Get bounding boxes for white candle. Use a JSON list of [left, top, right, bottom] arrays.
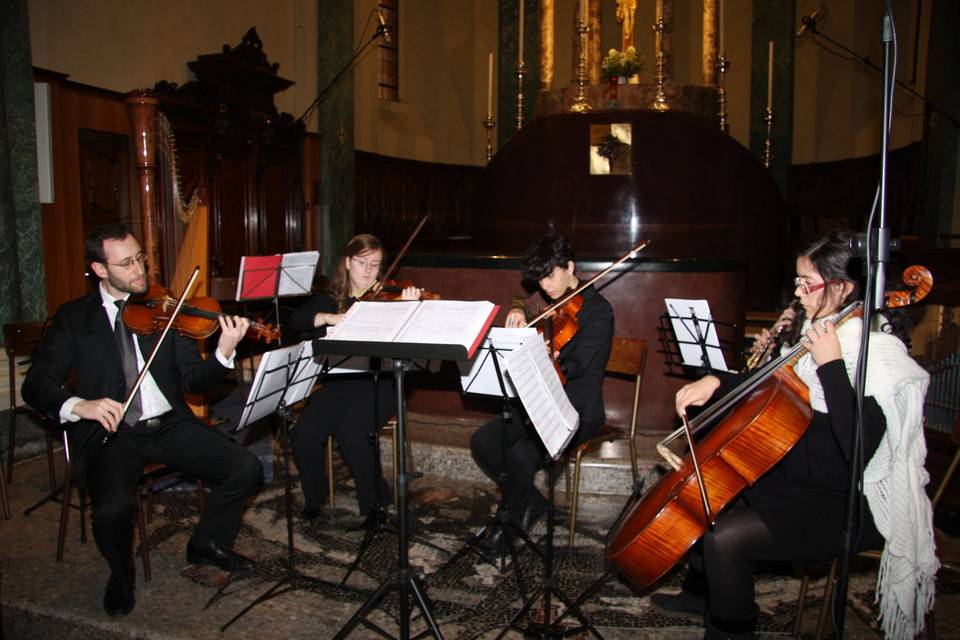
[[767, 41, 774, 109], [518, 1, 524, 62], [718, 0, 725, 54], [487, 52, 494, 117], [581, 0, 588, 26]]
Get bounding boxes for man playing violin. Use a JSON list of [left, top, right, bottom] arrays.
[[23, 223, 264, 618], [470, 234, 614, 556], [288, 233, 421, 524]]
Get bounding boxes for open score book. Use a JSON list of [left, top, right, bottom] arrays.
[[324, 300, 500, 360]]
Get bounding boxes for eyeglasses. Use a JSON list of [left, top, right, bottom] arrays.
[[793, 277, 840, 295], [350, 256, 381, 271], [105, 253, 147, 269]]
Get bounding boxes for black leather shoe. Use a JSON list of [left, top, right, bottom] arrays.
[[300, 507, 322, 521], [103, 572, 135, 617], [476, 527, 509, 558], [519, 494, 548, 532], [186, 539, 255, 573], [649, 590, 705, 618]]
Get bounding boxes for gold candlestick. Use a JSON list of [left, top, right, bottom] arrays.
[[484, 115, 496, 163], [570, 19, 592, 113], [516, 61, 526, 130], [650, 17, 669, 111], [717, 53, 729, 132], [762, 108, 773, 168]]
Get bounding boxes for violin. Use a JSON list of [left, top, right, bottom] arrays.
[[360, 279, 441, 302], [122, 283, 280, 343]]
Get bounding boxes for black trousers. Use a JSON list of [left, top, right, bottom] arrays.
[[86, 415, 264, 579], [291, 377, 395, 515], [470, 405, 549, 520]]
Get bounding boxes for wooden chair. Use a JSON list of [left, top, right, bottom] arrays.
[[3, 321, 58, 492], [563, 337, 647, 546], [793, 415, 960, 638], [57, 432, 206, 582]]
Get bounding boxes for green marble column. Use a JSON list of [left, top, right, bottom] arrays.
[[498, 0, 542, 149], [0, 0, 46, 326], [317, 1, 355, 276], [750, 1, 795, 199]]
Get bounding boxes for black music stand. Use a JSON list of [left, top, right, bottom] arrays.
[[659, 301, 737, 378], [220, 341, 326, 632], [315, 340, 472, 640], [441, 334, 545, 596]]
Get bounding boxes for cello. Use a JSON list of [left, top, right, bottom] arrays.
[[605, 265, 932, 590]]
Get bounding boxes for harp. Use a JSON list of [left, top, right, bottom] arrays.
[[127, 90, 210, 416], [126, 90, 209, 298]]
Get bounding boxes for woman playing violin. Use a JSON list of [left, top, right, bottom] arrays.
[[652, 231, 936, 640], [288, 234, 421, 523], [470, 235, 614, 556]]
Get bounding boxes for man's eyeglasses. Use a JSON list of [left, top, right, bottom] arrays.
[[793, 277, 840, 295], [106, 253, 147, 269]]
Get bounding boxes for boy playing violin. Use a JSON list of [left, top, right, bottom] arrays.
[[470, 234, 614, 556], [22, 224, 263, 618]]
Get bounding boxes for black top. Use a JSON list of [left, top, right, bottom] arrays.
[[288, 292, 341, 340], [553, 285, 615, 441], [716, 359, 887, 555]]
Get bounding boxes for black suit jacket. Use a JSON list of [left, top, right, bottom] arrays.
[[22, 289, 231, 486], [556, 285, 614, 439]]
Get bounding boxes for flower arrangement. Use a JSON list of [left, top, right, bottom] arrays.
[[601, 46, 642, 82]]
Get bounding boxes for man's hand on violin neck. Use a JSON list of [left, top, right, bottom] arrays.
[[74, 398, 124, 432], [216, 315, 249, 360]]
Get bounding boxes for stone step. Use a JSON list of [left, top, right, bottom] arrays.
[[376, 412, 667, 499]]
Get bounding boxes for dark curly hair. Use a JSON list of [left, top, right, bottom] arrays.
[[521, 235, 575, 289]]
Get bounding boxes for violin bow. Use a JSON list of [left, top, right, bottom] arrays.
[[368, 214, 430, 298], [104, 267, 200, 442], [525, 240, 650, 328]]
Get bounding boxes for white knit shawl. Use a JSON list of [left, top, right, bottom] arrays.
[[795, 317, 937, 639]]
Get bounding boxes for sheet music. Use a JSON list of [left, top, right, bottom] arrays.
[[458, 327, 537, 397], [326, 301, 421, 342], [664, 297, 730, 372], [238, 343, 302, 428], [278, 251, 320, 297], [322, 299, 499, 359], [504, 333, 579, 459], [235, 254, 282, 301], [281, 340, 322, 405]]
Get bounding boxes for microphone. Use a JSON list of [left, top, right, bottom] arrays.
[[796, 6, 826, 37], [376, 10, 392, 44]]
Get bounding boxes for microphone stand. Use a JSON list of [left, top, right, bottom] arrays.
[[298, 21, 388, 126], [805, 21, 960, 129], [832, 8, 896, 638]]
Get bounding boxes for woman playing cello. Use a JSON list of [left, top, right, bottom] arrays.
[[289, 234, 422, 523], [651, 231, 936, 639]]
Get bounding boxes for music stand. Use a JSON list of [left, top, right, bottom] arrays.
[[220, 340, 326, 632], [441, 330, 545, 594], [236, 250, 321, 344], [660, 299, 737, 377]]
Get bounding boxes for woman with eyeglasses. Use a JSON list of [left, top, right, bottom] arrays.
[[650, 230, 936, 640], [288, 234, 421, 524]]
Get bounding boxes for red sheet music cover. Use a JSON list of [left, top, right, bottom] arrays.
[[466, 304, 501, 359], [237, 255, 282, 300]]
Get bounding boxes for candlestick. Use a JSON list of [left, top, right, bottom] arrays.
[[655, 0, 663, 22], [518, 2, 524, 63], [570, 16, 592, 112], [484, 115, 496, 163], [516, 61, 526, 130], [718, 0, 725, 54], [767, 40, 774, 110], [650, 17, 669, 111], [487, 51, 493, 118], [762, 107, 773, 168], [581, 0, 588, 26], [717, 53, 728, 132]]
